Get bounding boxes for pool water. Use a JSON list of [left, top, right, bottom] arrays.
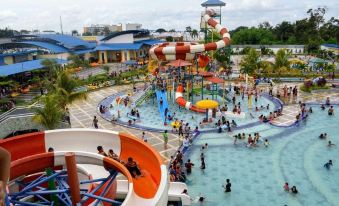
[[109, 91, 275, 131], [184, 106, 339, 206]]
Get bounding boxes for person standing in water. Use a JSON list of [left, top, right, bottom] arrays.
[[324, 160, 333, 170], [223, 179, 231, 192]]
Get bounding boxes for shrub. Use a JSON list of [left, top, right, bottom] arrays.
[[316, 77, 326, 87]]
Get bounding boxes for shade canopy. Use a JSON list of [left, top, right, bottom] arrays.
[[206, 77, 224, 84], [196, 100, 219, 109], [166, 59, 192, 67]]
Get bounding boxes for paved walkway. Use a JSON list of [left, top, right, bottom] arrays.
[[68, 85, 180, 164], [270, 105, 300, 127]]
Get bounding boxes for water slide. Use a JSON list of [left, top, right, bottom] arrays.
[[155, 90, 171, 124], [175, 85, 205, 113], [0, 129, 190, 206], [150, 9, 230, 61]]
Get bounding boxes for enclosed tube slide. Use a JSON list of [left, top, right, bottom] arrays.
[[149, 9, 231, 61], [0, 129, 171, 206], [175, 84, 205, 113]]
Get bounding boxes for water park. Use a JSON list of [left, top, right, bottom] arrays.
[[1, 0, 339, 206]]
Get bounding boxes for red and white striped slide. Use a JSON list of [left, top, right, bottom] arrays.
[[150, 9, 231, 61]]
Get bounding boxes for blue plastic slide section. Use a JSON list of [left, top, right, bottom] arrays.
[[155, 90, 171, 124]]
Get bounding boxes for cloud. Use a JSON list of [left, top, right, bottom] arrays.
[[0, 0, 337, 33], [0, 10, 17, 21]]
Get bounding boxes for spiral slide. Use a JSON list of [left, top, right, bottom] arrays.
[[150, 9, 230, 61], [175, 84, 205, 113], [0, 129, 178, 206]]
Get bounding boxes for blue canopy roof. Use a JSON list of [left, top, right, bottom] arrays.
[[135, 39, 164, 46], [95, 43, 143, 51], [0, 59, 68, 76], [21, 41, 69, 53], [201, 0, 226, 7], [322, 44, 339, 49], [38, 34, 94, 49]]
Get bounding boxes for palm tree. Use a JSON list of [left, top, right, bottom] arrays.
[[240, 48, 260, 76], [102, 65, 110, 74], [274, 49, 290, 75], [185, 26, 192, 40], [191, 29, 199, 39], [32, 95, 63, 130], [41, 59, 61, 79], [71, 30, 78, 36], [54, 70, 87, 109]]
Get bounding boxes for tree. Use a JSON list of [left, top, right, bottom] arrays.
[[103, 27, 110, 36], [169, 29, 176, 32], [102, 65, 110, 74], [53, 71, 87, 109], [274, 49, 290, 74], [240, 48, 260, 75], [232, 27, 274, 44], [165, 36, 174, 42], [185, 26, 192, 40], [32, 95, 63, 130], [41, 59, 62, 79], [155, 28, 166, 33], [20, 29, 30, 35], [67, 54, 89, 68], [71, 30, 78, 36], [274, 21, 294, 42], [191, 29, 199, 39], [214, 47, 232, 69]]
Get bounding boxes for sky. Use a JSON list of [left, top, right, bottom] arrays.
[[0, 0, 338, 34]]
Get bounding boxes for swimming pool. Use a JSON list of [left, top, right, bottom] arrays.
[[107, 91, 276, 131], [184, 106, 339, 206]]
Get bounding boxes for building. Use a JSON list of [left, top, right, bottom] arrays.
[[93, 30, 163, 63], [83, 24, 123, 35], [126, 23, 142, 31], [231, 45, 305, 54], [0, 34, 96, 64], [321, 44, 339, 55], [0, 30, 163, 75]]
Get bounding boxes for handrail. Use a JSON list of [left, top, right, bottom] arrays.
[[0, 105, 42, 123]]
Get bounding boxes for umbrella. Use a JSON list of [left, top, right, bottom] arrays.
[[196, 100, 219, 120], [166, 59, 192, 67]]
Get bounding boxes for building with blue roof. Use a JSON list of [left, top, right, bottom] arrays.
[[0, 59, 68, 76], [90, 30, 163, 63], [0, 30, 163, 72]]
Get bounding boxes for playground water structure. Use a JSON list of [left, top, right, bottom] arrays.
[[104, 88, 276, 131], [185, 106, 339, 206], [0, 129, 191, 206]]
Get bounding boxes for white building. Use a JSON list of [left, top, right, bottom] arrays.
[[126, 23, 142, 31], [231, 45, 305, 54]]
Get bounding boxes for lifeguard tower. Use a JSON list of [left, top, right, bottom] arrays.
[[201, 0, 226, 43]]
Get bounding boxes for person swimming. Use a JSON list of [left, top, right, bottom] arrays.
[[264, 139, 270, 147], [328, 106, 334, 115], [321, 104, 325, 110], [291, 186, 298, 194], [324, 160, 333, 170], [283, 182, 290, 192], [328, 141, 336, 147]]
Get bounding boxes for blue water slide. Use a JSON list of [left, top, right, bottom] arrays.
[[155, 90, 171, 124]]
